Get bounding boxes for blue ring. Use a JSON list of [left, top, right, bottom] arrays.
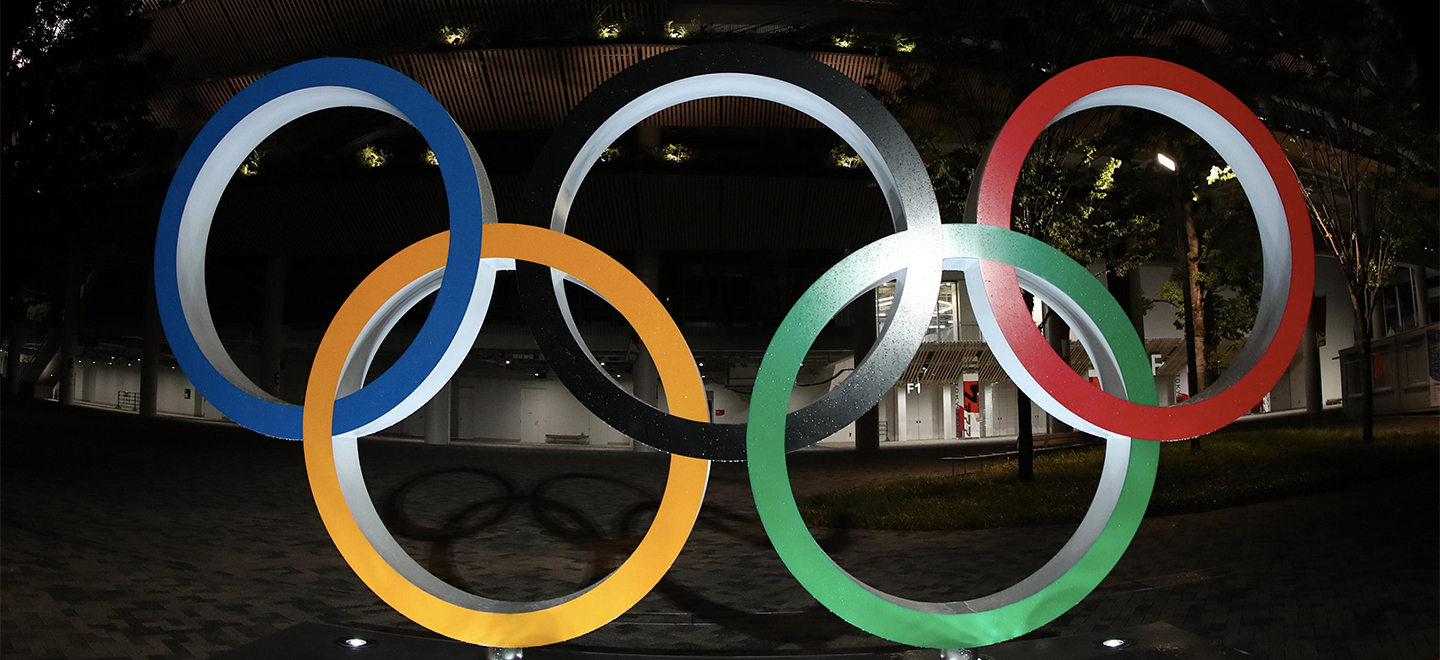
[[154, 58, 486, 439]]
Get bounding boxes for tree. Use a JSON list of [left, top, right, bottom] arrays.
[[874, 1, 1158, 480], [2, 0, 166, 396], [1284, 96, 1433, 443], [1010, 128, 1152, 452], [1219, 0, 1439, 443], [1155, 164, 1264, 391], [2, 0, 166, 303], [1197, 0, 1437, 442]]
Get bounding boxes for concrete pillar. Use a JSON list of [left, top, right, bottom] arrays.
[[4, 322, 34, 397], [632, 352, 659, 409], [424, 383, 452, 445], [1154, 374, 1173, 406], [260, 255, 287, 397], [1043, 303, 1072, 434], [630, 250, 661, 452], [979, 381, 992, 437], [3, 329, 17, 396], [1105, 243, 1147, 341], [893, 387, 908, 443], [1410, 266, 1429, 327], [852, 291, 880, 452], [638, 124, 662, 154], [1302, 319, 1323, 415], [140, 278, 161, 418], [58, 264, 89, 406], [941, 382, 956, 439]]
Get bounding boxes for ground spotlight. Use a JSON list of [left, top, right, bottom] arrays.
[[334, 636, 371, 649]]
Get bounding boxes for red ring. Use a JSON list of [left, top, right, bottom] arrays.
[[974, 57, 1313, 441]]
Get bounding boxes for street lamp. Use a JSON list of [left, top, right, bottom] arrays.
[[1161, 149, 1204, 451]]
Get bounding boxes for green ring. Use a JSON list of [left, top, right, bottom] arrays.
[[746, 223, 1159, 649]]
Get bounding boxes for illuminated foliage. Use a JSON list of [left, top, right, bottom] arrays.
[[829, 145, 864, 169], [594, 10, 623, 40], [660, 143, 691, 163], [438, 25, 472, 46], [238, 149, 263, 176], [358, 145, 391, 168]]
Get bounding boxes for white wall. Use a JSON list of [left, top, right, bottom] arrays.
[[709, 385, 750, 424], [1314, 256, 1354, 405], [155, 368, 189, 415], [73, 362, 221, 419], [1137, 264, 1184, 340], [79, 361, 139, 408], [978, 379, 1049, 438], [70, 252, 1363, 440], [1240, 255, 1355, 412], [902, 386, 947, 440]]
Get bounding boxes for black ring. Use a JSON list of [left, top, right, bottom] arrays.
[[518, 42, 942, 461]]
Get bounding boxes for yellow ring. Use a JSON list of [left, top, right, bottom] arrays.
[[303, 224, 710, 647]]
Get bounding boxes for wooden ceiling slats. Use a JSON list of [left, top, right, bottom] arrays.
[[721, 176, 808, 250], [634, 175, 724, 250], [147, 46, 900, 133], [244, 0, 293, 62], [185, 2, 245, 66], [796, 178, 887, 249], [138, 0, 662, 78], [568, 174, 644, 250], [205, 172, 891, 256], [896, 341, 1003, 385], [146, 10, 201, 75]]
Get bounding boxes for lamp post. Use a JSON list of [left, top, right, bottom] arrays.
[[1160, 151, 1204, 452]]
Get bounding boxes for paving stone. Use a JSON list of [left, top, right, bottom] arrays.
[[2, 401, 1436, 658]]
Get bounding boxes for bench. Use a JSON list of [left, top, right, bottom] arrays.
[[544, 433, 590, 445], [941, 437, 1100, 476], [940, 452, 1011, 476]]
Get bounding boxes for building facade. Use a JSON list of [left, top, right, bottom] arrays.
[[5, 0, 1436, 446]]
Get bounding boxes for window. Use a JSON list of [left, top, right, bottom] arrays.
[[876, 280, 958, 342], [1378, 273, 1417, 336]]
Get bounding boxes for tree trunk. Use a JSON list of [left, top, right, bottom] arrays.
[[1016, 389, 1034, 482], [1360, 329, 1374, 444], [1044, 312, 1072, 435], [1302, 317, 1323, 419], [1181, 201, 1206, 451], [1183, 203, 1208, 390], [1017, 292, 1035, 482]]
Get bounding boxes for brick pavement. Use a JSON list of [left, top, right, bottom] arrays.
[[2, 400, 1436, 658]]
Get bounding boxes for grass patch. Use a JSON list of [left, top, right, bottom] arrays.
[[798, 427, 1439, 531]]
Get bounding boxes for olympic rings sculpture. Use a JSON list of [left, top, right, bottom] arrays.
[[155, 43, 1312, 650]]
